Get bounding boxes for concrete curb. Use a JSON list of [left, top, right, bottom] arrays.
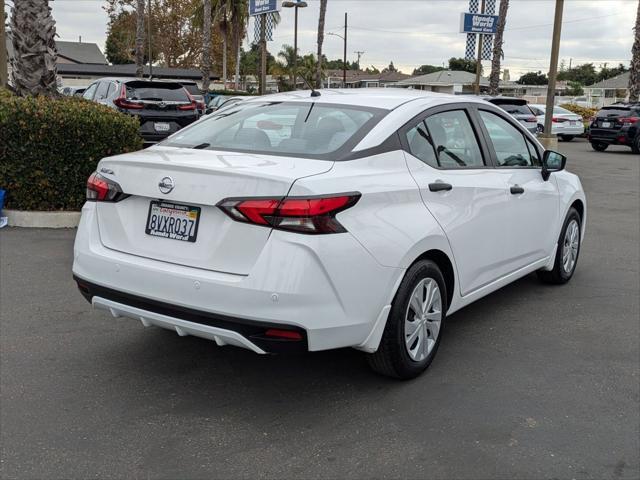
[[4, 209, 81, 228]]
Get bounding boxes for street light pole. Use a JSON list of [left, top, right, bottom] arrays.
[[343, 12, 347, 88], [283, 1, 308, 90], [541, 0, 565, 149], [147, 0, 153, 79]]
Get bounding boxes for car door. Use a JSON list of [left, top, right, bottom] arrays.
[[475, 108, 561, 267], [401, 105, 515, 297], [82, 83, 98, 101]]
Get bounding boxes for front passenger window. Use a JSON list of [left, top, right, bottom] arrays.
[[405, 121, 439, 168], [424, 110, 485, 168], [479, 110, 539, 167]]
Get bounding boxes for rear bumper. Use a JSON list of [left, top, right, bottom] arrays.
[[589, 126, 636, 145], [72, 202, 402, 354]]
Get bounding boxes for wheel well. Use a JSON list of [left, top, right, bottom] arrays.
[[412, 250, 455, 309], [571, 199, 584, 223]]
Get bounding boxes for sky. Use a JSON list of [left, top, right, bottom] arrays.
[[46, 0, 637, 78]]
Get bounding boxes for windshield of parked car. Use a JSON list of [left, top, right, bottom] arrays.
[[161, 101, 385, 158], [553, 107, 574, 115], [498, 103, 533, 115], [597, 107, 636, 117], [124, 82, 190, 102]]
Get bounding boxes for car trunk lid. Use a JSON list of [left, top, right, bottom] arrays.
[[95, 146, 333, 274]]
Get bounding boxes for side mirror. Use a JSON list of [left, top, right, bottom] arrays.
[[542, 150, 567, 181]]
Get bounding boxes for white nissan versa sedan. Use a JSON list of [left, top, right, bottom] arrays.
[[73, 89, 586, 379]]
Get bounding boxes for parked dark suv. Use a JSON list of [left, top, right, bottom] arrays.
[[589, 103, 640, 153], [82, 78, 199, 144]]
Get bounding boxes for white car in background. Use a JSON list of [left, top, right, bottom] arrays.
[[529, 104, 585, 141], [73, 89, 586, 379]]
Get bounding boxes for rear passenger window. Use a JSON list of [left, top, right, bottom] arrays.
[[95, 81, 109, 100], [424, 110, 485, 168], [405, 121, 439, 168], [479, 110, 539, 167]]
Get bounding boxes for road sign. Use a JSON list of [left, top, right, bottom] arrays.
[[250, 0, 280, 16], [460, 12, 499, 35]]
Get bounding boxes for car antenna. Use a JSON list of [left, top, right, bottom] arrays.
[[300, 76, 321, 97]]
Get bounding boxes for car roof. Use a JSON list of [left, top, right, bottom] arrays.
[[242, 88, 485, 111]]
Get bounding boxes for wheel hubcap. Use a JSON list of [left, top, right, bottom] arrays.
[[404, 278, 442, 362], [562, 219, 580, 274]]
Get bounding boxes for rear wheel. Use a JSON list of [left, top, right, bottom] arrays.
[[537, 208, 581, 284], [632, 136, 640, 154], [591, 141, 608, 152], [367, 260, 446, 379], [560, 135, 575, 142]]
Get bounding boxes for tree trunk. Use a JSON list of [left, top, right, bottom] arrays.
[[201, 0, 213, 91], [629, 0, 640, 102], [10, 0, 58, 96], [489, 0, 509, 96], [315, 0, 328, 89], [135, 0, 145, 78], [222, 29, 228, 90], [234, 25, 241, 90]]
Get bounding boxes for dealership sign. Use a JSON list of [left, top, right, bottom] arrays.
[[459, 13, 499, 35], [250, 0, 280, 16]]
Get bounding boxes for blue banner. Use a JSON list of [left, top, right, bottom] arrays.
[[459, 13, 499, 35], [250, 0, 280, 16]]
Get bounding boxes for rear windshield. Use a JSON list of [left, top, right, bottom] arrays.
[[161, 101, 386, 159], [596, 107, 635, 117], [125, 82, 189, 102], [182, 84, 202, 95], [497, 103, 532, 115]]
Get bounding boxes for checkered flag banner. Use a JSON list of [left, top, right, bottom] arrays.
[[481, 0, 496, 60], [464, 0, 479, 60], [253, 12, 276, 43]]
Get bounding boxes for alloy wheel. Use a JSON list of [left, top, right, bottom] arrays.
[[562, 219, 580, 274], [404, 278, 442, 362]]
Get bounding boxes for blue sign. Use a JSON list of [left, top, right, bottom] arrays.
[[459, 12, 499, 35], [250, 0, 280, 16]]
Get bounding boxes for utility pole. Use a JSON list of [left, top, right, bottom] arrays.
[[354, 50, 364, 70], [343, 12, 348, 88], [147, 0, 153, 79], [541, 0, 564, 149], [474, 0, 486, 95], [260, 14, 267, 95], [0, 0, 8, 88]]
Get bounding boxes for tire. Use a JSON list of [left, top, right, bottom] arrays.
[[367, 260, 447, 380], [632, 136, 640, 154], [537, 208, 581, 285], [591, 141, 608, 152], [560, 135, 575, 142], [537, 124, 544, 134]]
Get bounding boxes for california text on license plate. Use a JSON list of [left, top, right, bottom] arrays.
[[145, 201, 200, 242]]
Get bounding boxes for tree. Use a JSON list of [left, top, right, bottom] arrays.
[[630, 0, 640, 102], [566, 81, 584, 96], [105, 10, 136, 64], [201, 0, 213, 90], [517, 71, 548, 85], [230, 0, 249, 90], [489, 0, 509, 95], [277, 44, 297, 86], [315, 0, 328, 88], [557, 63, 598, 86], [382, 61, 397, 73], [412, 64, 444, 76], [135, 0, 145, 76], [448, 57, 477, 74], [9, 0, 58, 96], [300, 53, 320, 88]]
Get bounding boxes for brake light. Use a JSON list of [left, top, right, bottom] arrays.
[[525, 116, 537, 123], [620, 117, 639, 124], [86, 172, 127, 202], [113, 85, 143, 110], [178, 90, 197, 111], [552, 117, 568, 123], [218, 193, 361, 234]]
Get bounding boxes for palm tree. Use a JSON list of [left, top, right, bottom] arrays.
[[201, 0, 213, 90], [135, 0, 145, 78], [489, 0, 509, 96], [230, 0, 248, 90], [278, 44, 297, 86], [9, 0, 58, 96], [315, 0, 328, 88], [300, 53, 320, 88], [629, 0, 640, 102]]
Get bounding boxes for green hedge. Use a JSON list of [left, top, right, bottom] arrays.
[[0, 89, 143, 211]]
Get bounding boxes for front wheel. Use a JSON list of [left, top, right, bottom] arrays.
[[591, 141, 608, 152], [537, 208, 582, 284], [367, 260, 447, 379]]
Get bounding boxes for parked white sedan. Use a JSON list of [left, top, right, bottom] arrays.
[[73, 89, 586, 379], [529, 104, 585, 141]]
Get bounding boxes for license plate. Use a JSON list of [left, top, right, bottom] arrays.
[[601, 122, 611, 128], [571, 121, 579, 126], [145, 201, 200, 242], [154, 122, 170, 132]]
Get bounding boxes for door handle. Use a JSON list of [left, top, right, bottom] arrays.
[[429, 182, 453, 192], [510, 185, 525, 195]]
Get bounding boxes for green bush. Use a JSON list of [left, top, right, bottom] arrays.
[[0, 89, 143, 211]]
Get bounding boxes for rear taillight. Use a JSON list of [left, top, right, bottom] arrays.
[[178, 90, 197, 111], [620, 117, 639, 124], [86, 172, 127, 202], [113, 85, 143, 110], [552, 117, 568, 123], [218, 193, 361, 234], [525, 116, 537, 123]]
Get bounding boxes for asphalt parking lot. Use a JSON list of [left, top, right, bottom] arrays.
[[1, 139, 638, 480]]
